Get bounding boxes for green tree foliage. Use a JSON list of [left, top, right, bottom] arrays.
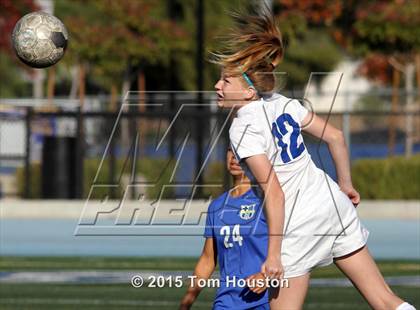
[[272, 0, 420, 86], [351, 1, 420, 56], [0, 53, 32, 97], [167, 0, 252, 91], [280, 29, 342, 88], [272, 0, 343, 88], [333, 0, 420, 85], [9, 1, 416, 96], [55, 0, 186, 92]]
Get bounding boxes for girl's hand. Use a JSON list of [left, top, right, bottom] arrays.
[[246, 272, 267, 294], [340, 185, 360, 207], [261, 254, 283, 280]]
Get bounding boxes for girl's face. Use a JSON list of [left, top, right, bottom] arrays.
[[214, 71, 256, 109]]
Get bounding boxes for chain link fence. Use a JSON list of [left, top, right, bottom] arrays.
[[0, 90, 419, 199]]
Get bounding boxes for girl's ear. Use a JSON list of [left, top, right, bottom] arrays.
[[245, 87, 257, 100]]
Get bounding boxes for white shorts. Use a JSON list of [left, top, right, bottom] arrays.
[[278, 157, 369, 278]]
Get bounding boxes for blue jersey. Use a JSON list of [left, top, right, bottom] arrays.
[[204, 187, 269, 309]]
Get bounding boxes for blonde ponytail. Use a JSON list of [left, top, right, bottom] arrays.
[[211, 6, 283, 94]]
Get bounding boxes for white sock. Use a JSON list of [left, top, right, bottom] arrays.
[[396, 302, 416, 310]]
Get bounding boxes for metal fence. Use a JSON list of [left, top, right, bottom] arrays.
[[0, 92, 419, 199]]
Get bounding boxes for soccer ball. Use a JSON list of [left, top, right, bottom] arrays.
[[12, 11, 68, 68]]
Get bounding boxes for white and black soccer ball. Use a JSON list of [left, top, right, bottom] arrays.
[[12, 11, 68, 68]]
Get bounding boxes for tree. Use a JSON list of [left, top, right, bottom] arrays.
[[55, 0, 186, 109], [166, 0, 255, 91], [0, 0, 39, 98], [272, 0, 343, 89], [335, 0, 420, 156], [0, 0, 39, 54], [273, 0, 420, 156]]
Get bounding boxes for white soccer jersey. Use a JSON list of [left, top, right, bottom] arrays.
[[229, 93, 309, 188], [229, 93, 369, 278]]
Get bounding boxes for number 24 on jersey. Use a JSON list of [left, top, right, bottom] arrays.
[[220, 224, 243, 248]]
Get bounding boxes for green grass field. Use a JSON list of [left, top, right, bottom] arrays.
[[1, 257, 419, 278], [0, 257, 419, 309], [0, 284, 418, 310]]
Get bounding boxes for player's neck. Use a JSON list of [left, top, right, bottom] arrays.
[[230, 181, 251, 198]]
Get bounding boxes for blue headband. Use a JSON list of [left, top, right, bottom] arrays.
[[242, 72, 255, 89]]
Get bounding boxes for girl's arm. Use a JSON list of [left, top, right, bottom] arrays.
[[179, 238, 217, 309], [302, 112, 360, 205], [245, 154, 285, 279]]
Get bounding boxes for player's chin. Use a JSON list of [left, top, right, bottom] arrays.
[[217, 99, 234, 109], [229, 170, 244, 177], [216, 99, 225, 108]]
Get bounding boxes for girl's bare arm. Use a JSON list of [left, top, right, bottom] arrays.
[[245, 154, 285, 279], [302, 112, 360, 205], [179, 238, 217, 309]]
